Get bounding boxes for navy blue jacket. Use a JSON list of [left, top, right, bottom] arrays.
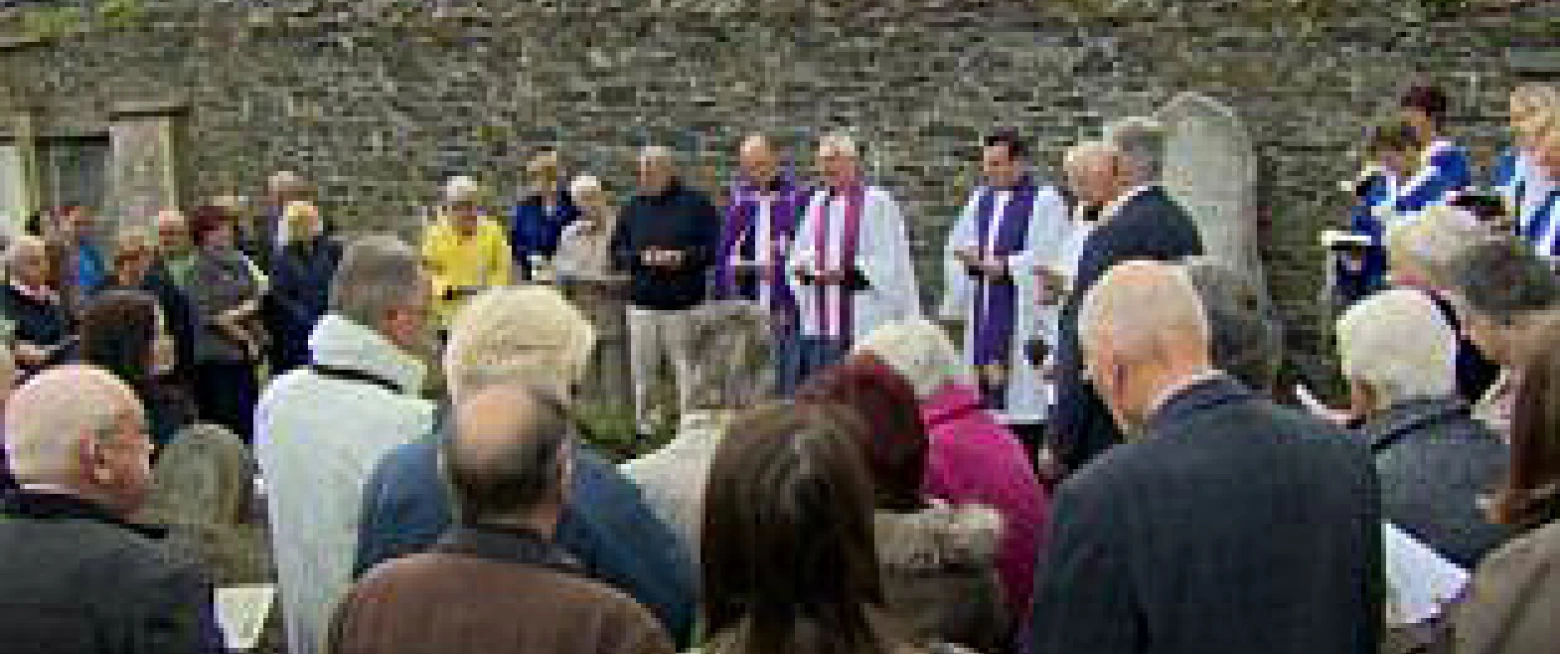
[[610, 179, 720, 311], [510, 190, 580, 280], [356, 423, 698, 648], [1050, 186, 1203, 472], [265, 235, 343, 373]]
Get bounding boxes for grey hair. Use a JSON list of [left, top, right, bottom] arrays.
[[854, 317, 972, 400], [568, 174, 603, 202], [1181, 257, 1283, 391], [1386, 205, 1483, 288], [4, 234, 45, 276], [1062, 139, 1118, 173], [639, 145, 677, 166], [4, 365, 136, 484], [1078, 260, 1208, 363], [1336, 289, 1456, 408], [329, 234, 424, 330], [683, 302, 775, 411], [442, 286, 597, 400], [1104, 116, 1166, 183], [818, 131, 860, 159]]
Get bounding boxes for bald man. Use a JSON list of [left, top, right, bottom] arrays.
[[0, 366, 220, 653], [332, 386, 674, 654], [715, 134, 808, 392], [1027, 261, 1382, 654]]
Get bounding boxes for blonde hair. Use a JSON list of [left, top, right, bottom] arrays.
[[443, 286, 596, 400], [1511, 84, 1560, 123]]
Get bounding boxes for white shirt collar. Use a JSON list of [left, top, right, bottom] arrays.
[[1099, 184, 1155, 224]]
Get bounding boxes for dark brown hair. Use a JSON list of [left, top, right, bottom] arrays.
[[701, 402, 899, 654], [79, 290, 159, 387], [1364, 116, 1422, 161], [1491, 322, 1560, 526], [188, 205, 233, 248], [1401, 83, 1450, 127], [795, 355, 930, 512]]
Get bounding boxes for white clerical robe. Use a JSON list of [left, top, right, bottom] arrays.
[[788, 185, 921, 344], [938, 184, 1069, 424]]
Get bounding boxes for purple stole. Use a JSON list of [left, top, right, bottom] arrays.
[[715, 180, 803, 322], [971, 181, 1037, 408], [812, 186, 865, 342]]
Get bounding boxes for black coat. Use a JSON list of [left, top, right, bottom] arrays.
[[1028, 376, 1383, 654], [1359, 396, 1512, 568], [610, 179, 721, 311], [0, 490, 222, 654], [0, 283, 72, 375], [265, 235, 344, 372], [1050, 186, 1203, 472]]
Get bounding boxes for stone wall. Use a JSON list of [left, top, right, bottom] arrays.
[[3, 0, 1558, 389]]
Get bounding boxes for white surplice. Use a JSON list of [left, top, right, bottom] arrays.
[[938, 184, 1070, 424], [788, 185, 921, 344]]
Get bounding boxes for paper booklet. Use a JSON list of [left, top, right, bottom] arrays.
[[1383, 522, 1470, 626], [216, 584, 277, 652]]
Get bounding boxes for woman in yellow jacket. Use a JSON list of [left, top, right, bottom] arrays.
[[423, 176, 513, 327]]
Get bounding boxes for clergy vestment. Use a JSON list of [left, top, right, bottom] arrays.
[[716, 177, 809, 393], [1522, 185, 1560, 258], [788, 185, 920, 383], [1492, 146, 1559, 252], [938, 178, 1069, 424]]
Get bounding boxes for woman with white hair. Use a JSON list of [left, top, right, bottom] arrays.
[[553, 174, 630, 407], [422, 176, 512, 329], [0, 234, 71, 376], [1336, 289, 1510, 567], [852, 317, 1048, 619]]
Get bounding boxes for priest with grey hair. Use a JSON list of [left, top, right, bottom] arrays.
[[787, 132, 921, 385]]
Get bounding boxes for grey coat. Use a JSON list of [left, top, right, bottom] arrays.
[[1360, 396, 1513, 568], [189, 247, 263, 364]]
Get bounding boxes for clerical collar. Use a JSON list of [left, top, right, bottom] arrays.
[[1099, 184, 1155, 224]]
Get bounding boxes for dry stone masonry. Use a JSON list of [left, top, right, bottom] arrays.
[[2, 0, 1557, 390]]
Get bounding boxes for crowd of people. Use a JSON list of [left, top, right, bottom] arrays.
[[0, 79, 1558, 654]]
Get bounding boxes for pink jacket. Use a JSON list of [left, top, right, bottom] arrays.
[[921, 383, 1050, 616]]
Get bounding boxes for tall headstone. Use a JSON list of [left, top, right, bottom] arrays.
[[1156, 92, 1266, 295], [109, 100, 189, 225]]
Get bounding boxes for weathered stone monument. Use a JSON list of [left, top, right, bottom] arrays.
[[108, 100, 188, 224], [1157, 92, 1267, 296]]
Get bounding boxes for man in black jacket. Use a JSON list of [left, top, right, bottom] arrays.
[[611, 146, 720, 435], [0, 365, 222, 654], [1028, 261, 1382, 654], [1049, 120, 1203, 473]]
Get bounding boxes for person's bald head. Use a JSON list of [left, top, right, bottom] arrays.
[[443, 385, 573, 531], [4, 365, 151, 515], [739, 133, 779, 185], [155, 209, 191, 255], [1078, 260, 1212, 434]]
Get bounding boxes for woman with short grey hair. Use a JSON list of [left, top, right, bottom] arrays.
[[621, 301, 774, 557], [1335, 288, 1510, 567]]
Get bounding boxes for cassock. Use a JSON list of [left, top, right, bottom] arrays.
[[714, 177, 805, 324], [788, 185, 920, 379], [938, 178, 1069, 424], [1336, 167, 1395, 306]]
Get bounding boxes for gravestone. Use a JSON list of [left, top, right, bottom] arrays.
[[108, 100, 188, 225], [0, 144, 25, 239], [1156, 92, 1267, 296]]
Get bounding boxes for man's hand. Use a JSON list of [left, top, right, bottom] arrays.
[[980, 257, 1009, 280], [953, 246, 980, 268]]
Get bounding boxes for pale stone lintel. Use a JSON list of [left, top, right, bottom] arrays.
[[0, 35, 47, 53], [1507, 48, 1560, 76], [109, 100, 190, 120]]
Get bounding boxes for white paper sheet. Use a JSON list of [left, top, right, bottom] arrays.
[[1383, 522, 1470, 626], [216, 584, 277, 652]]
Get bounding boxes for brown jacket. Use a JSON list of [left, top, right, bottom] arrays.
[[330, 525, 673, 654], [1455, 506, 1560, 654]]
